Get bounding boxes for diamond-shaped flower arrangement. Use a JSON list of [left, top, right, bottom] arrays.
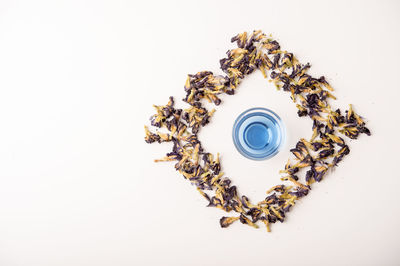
[[144, 30, 370, 232]]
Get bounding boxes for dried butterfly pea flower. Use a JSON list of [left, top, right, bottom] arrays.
[[290, 147, 305, 161], [239, 213, 259, 228], [296, 104, 308, 117], [337, 145, 350, 156], [318, 148, 335, 159], [339, 126, 359, 139], [265, 193, 280, 205], [220, 216, 240, 228], [266, 184, 286, 194], [144, 30, 370, 232], [289, 187, 309, 198], [144, 126, 161, 144], [246, 208, 262, 223]]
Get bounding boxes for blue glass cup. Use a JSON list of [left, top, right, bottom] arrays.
[[232, 107, 286, 160]]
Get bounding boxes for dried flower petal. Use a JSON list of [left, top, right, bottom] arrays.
[[220, 216, 240, 228]]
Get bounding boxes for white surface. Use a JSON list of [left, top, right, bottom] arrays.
[[0, 0, 399, 265]]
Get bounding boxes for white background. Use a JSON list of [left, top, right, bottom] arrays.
[[0, 0, 399, 265]]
